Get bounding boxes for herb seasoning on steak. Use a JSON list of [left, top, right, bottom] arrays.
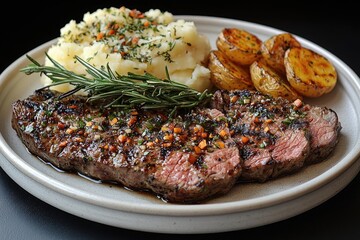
[[11, 89, 241, 203], [211, 89, 341, 182], [11, 88, 341, 202]]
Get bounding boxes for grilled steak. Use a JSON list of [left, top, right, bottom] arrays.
[[304, 105, 342, 163], [11, 88, 341, 202], [211, 89, 341, 182], [11, 89, 241, 203]]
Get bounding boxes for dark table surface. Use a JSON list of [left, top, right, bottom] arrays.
[[1, 1, 360, 239]]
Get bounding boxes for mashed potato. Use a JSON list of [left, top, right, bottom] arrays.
[[42, 6, 212, 92]]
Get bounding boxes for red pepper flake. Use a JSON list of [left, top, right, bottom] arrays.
[[117, 135, 127, 143], [57, 122, 65, 130], [188, 153, 197, 164], [109, 145, 117, 152], [132, 36, 139, 45], [230, 95, 239, 103], [293, 99, 303, 109], [127, 116, 137, 127], [59, 141, 68, 147], [129, 9, 144, 18], [162, 142, 172, 148], [241, 136, 249, 144], [143, 21, 150, 27], [201, 132, 208, 138], [66, 128, 74, 134], [74, 137, 83, 142], [163, 134, 174, 142], [108, 29, 116, 35], [97, 32, 104, 41], [146, 142, 155, 148], [173, 127, 182, 134], [193, 146, 202, 154], [129, 9, 137, 18]]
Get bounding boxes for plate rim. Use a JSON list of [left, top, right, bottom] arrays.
[[1, 15, 360, 217]]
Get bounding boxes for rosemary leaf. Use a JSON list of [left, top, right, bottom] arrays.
[[20, 54, 213, 111]]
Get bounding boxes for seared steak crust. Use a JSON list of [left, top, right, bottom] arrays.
[[12, 90, 241, 203], [211, 89, 341, 182], [304, 106, 341, 163], [11, 88, 341, 202]]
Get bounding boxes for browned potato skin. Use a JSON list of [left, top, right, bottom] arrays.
[[216, 28, 262, 66], [250, 59, 302, 101], [261, 33, 301, 75], [208, 50, 255, 90], [284, 47, 337, 98]]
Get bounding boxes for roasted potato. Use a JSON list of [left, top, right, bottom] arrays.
[[284, 47, 337, 98], [208, 50, 254, 90], [250, 60, 302, 101], [216, 28, 262, 66], [261, 33, 301, 75]]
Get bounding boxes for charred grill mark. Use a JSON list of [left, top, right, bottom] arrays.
[[24, 100, 41, 111], [249, 104, 275, 119], [35, 88, 55, 100], [193, 155, 205, 169], [239, 147, 254, 160]]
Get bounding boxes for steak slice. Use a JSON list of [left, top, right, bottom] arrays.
[[11, 89, 242, 203], [302, 105, 342, 163], [211, 89, 341, 182]]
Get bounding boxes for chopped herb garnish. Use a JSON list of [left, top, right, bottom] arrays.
[[77, 120, 86, 129]]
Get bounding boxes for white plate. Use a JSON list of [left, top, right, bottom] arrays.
[[1, 15, 360, 234]]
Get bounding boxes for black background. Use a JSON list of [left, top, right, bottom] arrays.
[[1, 1, 360, 239]]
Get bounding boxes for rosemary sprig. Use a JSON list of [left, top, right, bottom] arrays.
[[20, 53, 212, 112]]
